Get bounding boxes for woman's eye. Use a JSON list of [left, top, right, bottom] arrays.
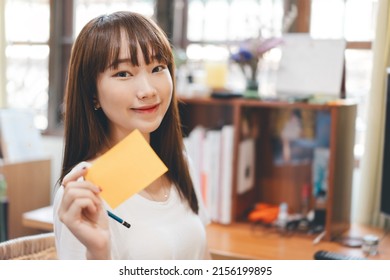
[[152, 65, 166, 73], [115, 71, 130, 78]]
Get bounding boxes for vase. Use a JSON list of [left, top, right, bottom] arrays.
[[244, 79, 259, 99]]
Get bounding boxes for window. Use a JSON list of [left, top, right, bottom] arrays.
[[186, 0, 285, 60], [188, 0, 284, 42], [310, 0, 377, 160], [4, 0, 50, 130], [74, 0, 155, 35], [183, 0, 376, 161]]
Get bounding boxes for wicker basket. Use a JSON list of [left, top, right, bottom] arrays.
[[0, 232, 57, 260]]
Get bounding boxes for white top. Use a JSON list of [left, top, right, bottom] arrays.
[[53, 161, 209, 260]]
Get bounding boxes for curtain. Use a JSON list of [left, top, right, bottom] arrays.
[[356, 0, 390, 227], [0, 0, 6, 108]]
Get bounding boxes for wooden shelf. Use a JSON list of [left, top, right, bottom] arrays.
[[179, 97, 357, 241]]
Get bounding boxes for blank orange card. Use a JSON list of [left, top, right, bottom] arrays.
[[85, 129, 168, 209]]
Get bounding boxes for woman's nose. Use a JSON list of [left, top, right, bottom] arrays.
[[135, 74, 157, 100]]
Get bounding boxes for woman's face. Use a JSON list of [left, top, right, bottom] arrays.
[[96, 36, 173, 144]]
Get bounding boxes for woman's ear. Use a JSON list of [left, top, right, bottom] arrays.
[[93, 97, 101, 110]]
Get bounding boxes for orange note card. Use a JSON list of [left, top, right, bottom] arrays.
[[85, 129, 168, 209]]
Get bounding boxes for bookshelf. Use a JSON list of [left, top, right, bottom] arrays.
[[179, 97, 357, 241]]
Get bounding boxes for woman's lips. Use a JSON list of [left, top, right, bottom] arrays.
[[131, 104, 159, 113]]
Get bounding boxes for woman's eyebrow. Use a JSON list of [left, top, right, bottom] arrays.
[[107, 58, 132, 69], [107, 54, 164, 69]]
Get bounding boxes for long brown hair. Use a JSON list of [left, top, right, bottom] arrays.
[[61, 11, 198, 213]]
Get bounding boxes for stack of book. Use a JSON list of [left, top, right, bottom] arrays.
[[184, 125, 234, 224]]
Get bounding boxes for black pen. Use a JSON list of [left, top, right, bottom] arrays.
[[107, 210, 131, 228]]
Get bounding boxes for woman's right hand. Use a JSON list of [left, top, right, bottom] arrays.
[[58, 166, 111, 259]]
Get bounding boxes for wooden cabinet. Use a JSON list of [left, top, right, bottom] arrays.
[[179, 97, 357, 241], [0, 159, 51, 238]]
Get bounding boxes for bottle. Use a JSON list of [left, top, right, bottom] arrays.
[[362, 234, 379, 256], [0, 174, 7, 199], [277, 202, 288, 231], [301, 183, 310, 216]]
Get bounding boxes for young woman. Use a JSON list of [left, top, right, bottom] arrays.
[[53, 11, 210, 260]]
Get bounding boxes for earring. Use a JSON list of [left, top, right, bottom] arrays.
[[93, 96, 100, 111]]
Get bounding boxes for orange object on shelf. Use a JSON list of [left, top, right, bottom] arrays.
[[248, 203, 279, 224]]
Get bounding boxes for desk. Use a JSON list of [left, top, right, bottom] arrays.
[[22, 205, 54, 232], [207, 223, 390, 260], [23, 206, 390, 260]]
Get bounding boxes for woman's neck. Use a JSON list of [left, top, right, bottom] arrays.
[[140, 175, 171, 202], [109, 129, 151, 146]]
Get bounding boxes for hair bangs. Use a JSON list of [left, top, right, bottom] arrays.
[[121, 16, 172, 67], [136, 31, 172, 66], [99, 28, 127, 71], [98, 12, 172, 70]]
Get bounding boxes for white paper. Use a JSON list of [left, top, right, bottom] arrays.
[[237, 138, 255, 195], [276, 34, 346, 97]]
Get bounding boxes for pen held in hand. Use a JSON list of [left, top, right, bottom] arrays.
[[107, 210, 131, 228]]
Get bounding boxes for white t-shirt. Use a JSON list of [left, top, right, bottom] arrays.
[[53, 161, 209, 260]]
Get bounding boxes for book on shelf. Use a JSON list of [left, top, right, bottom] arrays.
[[219, 125, 234, 224], [312, 147, 330, 198], [184, 126, 206, 202], [204, 129, 222, 221], [184, 124, 234, 224]]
